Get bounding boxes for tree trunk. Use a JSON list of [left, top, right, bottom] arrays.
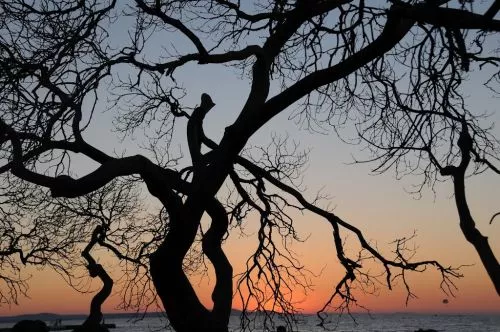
[[453, 174, 500, 295], [75, 227, 113, 332], [150, 194, 232, 332], [149, 106, 251, 332]]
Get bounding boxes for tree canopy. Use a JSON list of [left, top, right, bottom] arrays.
[[1, 1, 499, 331]]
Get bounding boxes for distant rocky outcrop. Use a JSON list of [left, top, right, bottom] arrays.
[[12, 320, 49, 332]]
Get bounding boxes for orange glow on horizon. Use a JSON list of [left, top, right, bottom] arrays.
[[3, 240, 498, 317], [1, 186, 499, 317], [1, 256, 498, 317]]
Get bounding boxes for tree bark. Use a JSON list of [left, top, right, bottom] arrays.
[[75, 227, 113, 332], [150, 192, 232, 332], [449, 125, 500, 295], [453, 175, 500, 295], [203, 199, 233, 328]]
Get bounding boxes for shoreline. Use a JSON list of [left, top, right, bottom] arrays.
[[0, 311, 499, 322]]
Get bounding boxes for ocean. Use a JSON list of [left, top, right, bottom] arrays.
[[1, 313, 498, 331]]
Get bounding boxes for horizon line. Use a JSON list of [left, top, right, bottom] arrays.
[[1, 309, 499, 319]]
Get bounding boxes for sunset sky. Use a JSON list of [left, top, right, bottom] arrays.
[[3, 148, 499, 315], [2, 80, 499, 315], [1, 1, 500, 318]]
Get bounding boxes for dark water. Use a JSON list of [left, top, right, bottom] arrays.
[[0, 313, 498, 331]]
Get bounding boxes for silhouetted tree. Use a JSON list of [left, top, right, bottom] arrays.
[[0, 176, 88, 306], [0, 176, 167, 317], [1, 1, 499, 332], [73, 226, 112, 332], [47, 178, 174, 313]]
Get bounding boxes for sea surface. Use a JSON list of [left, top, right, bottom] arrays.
[[0, 313, 498, 331]]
